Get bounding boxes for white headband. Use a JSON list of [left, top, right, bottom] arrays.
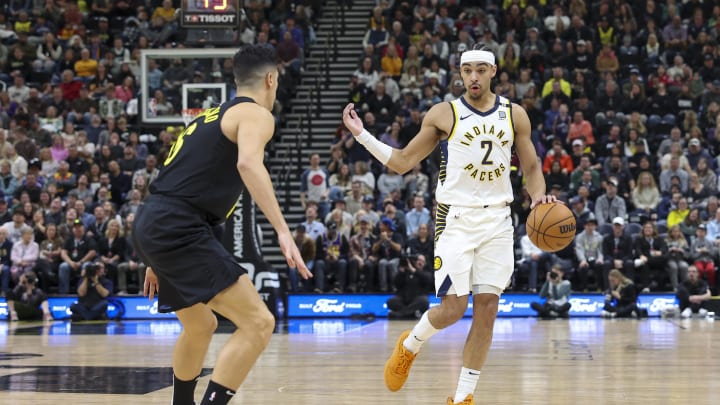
[[460, 50, 496, 66]]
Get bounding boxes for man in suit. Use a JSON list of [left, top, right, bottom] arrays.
[[601, 217, 635, 291]]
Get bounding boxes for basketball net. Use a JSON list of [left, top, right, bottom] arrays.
[[181, 108, 204, 126]]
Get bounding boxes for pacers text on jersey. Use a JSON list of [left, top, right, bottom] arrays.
[[459, 123, 508, 182]]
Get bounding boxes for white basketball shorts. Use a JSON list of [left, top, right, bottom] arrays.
[[433, 203, 514, 297]]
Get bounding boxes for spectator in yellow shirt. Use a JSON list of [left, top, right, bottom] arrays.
[[380, 45, 403, 80], [152, 0, 177, 24], [666, 197, 690, 229], [541, 66, 572, 98], [74, 48, 98, 80]]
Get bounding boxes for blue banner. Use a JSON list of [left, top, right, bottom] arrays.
[[287, 293, 679, 318], [0, 293, 680, 320], [0, 297, 177, 321]]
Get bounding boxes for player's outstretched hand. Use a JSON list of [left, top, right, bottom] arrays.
[[530, 194, 559, 209], [342, 103, 364, 136], [279, 232, 312, 279], [144, 267, 159, 301]]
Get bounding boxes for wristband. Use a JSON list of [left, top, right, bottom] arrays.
[[356, 129, 393, 165]]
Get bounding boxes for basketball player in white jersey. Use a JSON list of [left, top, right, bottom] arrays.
[[342, 47, 555, 404]]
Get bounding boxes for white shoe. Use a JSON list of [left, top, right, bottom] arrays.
[[681, 307, 692, 319], [698, 308, 708, 317], [601, 310, 615, 319]]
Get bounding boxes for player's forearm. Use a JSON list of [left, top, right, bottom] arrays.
[[238, 164, 291, 236], [525, 165, 546, 201]]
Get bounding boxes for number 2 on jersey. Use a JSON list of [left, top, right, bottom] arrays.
[[480, 140, 494, 165], [164, 122, 197, 166]]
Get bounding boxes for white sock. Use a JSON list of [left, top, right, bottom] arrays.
[[403, 311, 440, 354], [453, 367, 481, 403]]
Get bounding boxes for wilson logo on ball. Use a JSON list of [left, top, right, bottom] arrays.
[[558, 224, 576, 234]]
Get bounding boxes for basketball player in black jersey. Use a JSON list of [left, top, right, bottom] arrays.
[[133, 45, 311, 405]]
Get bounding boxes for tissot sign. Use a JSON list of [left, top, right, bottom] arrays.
[[182, 12, 238, 27], [180, 0, 241, 29]]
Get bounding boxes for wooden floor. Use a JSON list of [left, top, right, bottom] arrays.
[[0, 317, 718, 404]]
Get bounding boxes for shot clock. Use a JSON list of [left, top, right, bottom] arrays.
[[180, 0, 242, 29]]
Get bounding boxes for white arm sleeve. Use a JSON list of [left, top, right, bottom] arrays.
[[356, 129, 393, 165]]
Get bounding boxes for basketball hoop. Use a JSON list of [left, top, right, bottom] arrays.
[[181, 108, 204, 126]]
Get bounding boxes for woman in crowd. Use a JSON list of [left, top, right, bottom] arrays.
[[602, 269, 639, 318], [631, 171, 661, 216], [665, 225, 690, 290]]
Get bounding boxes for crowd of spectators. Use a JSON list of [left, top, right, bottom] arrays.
[[293, 0, 720, 299], [0, 0, 316, 308]]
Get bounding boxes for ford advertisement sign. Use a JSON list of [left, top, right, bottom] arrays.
[[0, 294, 679, 320], [287, 294, 679, 318]]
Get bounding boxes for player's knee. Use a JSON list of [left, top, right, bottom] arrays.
[[186, 314, 218, 338], [247, 307, 275, 345], [438, 299, 467, 324], [472, 294, 500, 318]]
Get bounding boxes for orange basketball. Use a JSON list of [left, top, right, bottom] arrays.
[[526, 202, 576, 252]]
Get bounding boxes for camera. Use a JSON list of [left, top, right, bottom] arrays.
[[23, 272, 38, 285], [85, 264, 99, 278], [549, 271, 558, 280]]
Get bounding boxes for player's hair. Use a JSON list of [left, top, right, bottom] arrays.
[[471, 43, 492, 52], [232, 45, 277, 88]]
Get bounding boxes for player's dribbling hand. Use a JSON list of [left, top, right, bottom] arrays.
[[530, 194, 559, 209], [144, 267, 159, 301], [342, 103, 364, 136], [279, 232, 312, 279]]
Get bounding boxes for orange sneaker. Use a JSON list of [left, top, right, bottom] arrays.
[[447, 394, 475, 404], [384, 330, 416, 391]]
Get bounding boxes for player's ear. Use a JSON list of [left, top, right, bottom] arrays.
[[265, 69, 276, 88]]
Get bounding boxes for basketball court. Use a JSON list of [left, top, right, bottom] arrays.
[[1, 317, 717, 404]]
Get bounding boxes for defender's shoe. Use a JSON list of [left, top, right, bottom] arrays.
[[447, 394, 475, 404], [384, 330, 416, 391]]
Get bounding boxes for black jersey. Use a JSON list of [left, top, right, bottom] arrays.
[[150, 97, 255, 224]]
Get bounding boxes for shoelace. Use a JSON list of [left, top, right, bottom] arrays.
[[394, 350, 413, 374]]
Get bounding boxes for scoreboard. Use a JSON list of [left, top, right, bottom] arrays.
[[180, 0, 241, 29]]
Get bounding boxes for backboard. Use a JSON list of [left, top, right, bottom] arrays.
[[140, 48, 236, 126]]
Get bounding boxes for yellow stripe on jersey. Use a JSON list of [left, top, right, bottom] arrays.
[[225, 200, 238, 219], [447, 101, 459, 141], [438, 140, 448, 185], [507, 103, 515, 142], [434, 203, 451, 244]]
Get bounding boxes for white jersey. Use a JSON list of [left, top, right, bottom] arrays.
[[435, 95, 515, 207]]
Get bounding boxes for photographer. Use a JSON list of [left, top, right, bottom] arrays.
[[6, 272, 52, 321], [69, 262, 113, 321], [601, 269, 639, 318], [530, 265, 572, 319], [386, 255, 431, 319]]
